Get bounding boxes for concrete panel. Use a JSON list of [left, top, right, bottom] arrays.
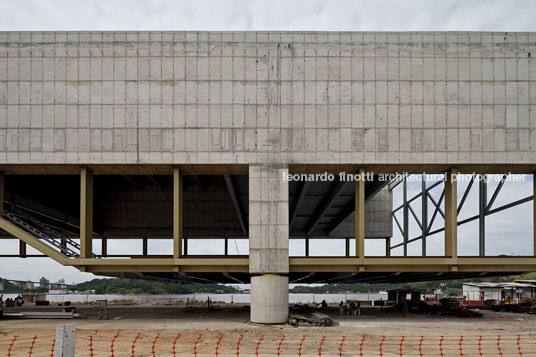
[[333, 186, 393, 239], [249, 164, 289, 273], [0, 31, 534, 166]]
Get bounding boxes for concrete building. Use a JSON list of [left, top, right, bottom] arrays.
[[39, 277, 50, 289], [0, 32, 535, 323]]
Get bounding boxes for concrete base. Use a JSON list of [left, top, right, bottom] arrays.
[[250, 275, 289, 324]]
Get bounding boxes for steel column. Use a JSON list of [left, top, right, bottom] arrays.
[[143, 238, 148, 256], [101, 238, 107, 257], [421, 174, 427, 256], [479, 178, 487, 256], [305, 237, 310, 257], [80, 167, 93, 259], [403, 179, 408, 256], [19, 240, 26, 257], [173, 167, 183, 259], [386, 237, 391, 257], [534, 172, 536, 256], [444, 168, 458, 260], [355, 168, 365, 258]]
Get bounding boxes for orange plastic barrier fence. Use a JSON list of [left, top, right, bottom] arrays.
[[2, 330, 536, 356], [0, 333, 55, 357]]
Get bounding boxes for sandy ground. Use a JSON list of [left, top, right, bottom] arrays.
[[1, 303, 536, 336], [2, 304, 536, 356]]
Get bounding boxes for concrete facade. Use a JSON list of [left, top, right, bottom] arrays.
[[1, 31, 535, 324], [0, 31, 534, 165]]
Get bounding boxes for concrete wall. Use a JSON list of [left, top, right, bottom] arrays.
[[98, 184, 243, 238], [333, 186, 392, 238], [0, 31, 534, 165]]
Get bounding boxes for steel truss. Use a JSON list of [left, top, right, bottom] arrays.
[[390, 174, 534, 256]]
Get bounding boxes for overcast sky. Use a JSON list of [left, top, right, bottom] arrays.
[[1, 0, 536, 32], [0, 0, 535, 284]]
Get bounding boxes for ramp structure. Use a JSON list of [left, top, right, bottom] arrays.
[[0, 31, 535, 323]]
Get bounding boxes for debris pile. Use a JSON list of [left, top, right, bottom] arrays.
[[289, 312, 339, 327]]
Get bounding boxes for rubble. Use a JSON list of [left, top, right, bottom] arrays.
[[289, 312, 339, 327]]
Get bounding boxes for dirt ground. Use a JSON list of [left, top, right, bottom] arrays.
[[2, 304, 536, 356], [1, 303, 536, 336]]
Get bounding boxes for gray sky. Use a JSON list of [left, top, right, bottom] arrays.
[[1, 0, 536, 31], [0, 0, 534, 283]]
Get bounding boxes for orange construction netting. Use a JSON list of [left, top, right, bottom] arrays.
[[1, 330, 536, 356]]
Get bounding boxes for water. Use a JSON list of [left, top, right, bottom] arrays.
[[7, 293, 388, 304]]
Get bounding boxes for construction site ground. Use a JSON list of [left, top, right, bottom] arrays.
[[1, 304, 536, 336]]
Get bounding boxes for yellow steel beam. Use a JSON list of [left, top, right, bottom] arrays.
[[355, 168, 365, 258], [73, 257, 248, 266], [173, 166, 183, 260], [80, 167, 93, 259], [66, 255, 536, 273], [0, 217, 69, 265], [444, 168, 458, 260]]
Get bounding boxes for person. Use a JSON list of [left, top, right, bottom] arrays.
[[349, 301, 356, 315], [356, 302, 361, 316], [0, 294, 3, 308], [321, 299, 327, 309], [338, 301, 344, 316], [15, 295, 24, 307]]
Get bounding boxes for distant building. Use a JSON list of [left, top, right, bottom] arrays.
[[24, 281, 34, 289], [39, 277, 50, 289], [0, 279, 4, 291], [462, 282, 533, 305], [50, 279, 66, 290]]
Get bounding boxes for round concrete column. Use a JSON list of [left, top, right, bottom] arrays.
[[250, 275, 289, 323]]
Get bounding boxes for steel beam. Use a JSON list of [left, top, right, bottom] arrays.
[[306, 179, 347, 236], [173, 167, 183, 259], [444, 168, 458, 260], [355, 169, 365, 258], [0, 217, 69, 264], [289, 181, 310, 230], [223, 175, 248, 236], [479, 178, 486, 256], [421, 174, 427, 256], [80, 167, 93, 259], [403, 180, 408, 256]]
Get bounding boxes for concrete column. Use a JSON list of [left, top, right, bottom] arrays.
[[173, 167, 183, 259], [444, 168, 458, 259], [250, 275, 289, 323], [249, 164, 289, 323], [0, 172, 4, 217], [80, 167, 93, 259]]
